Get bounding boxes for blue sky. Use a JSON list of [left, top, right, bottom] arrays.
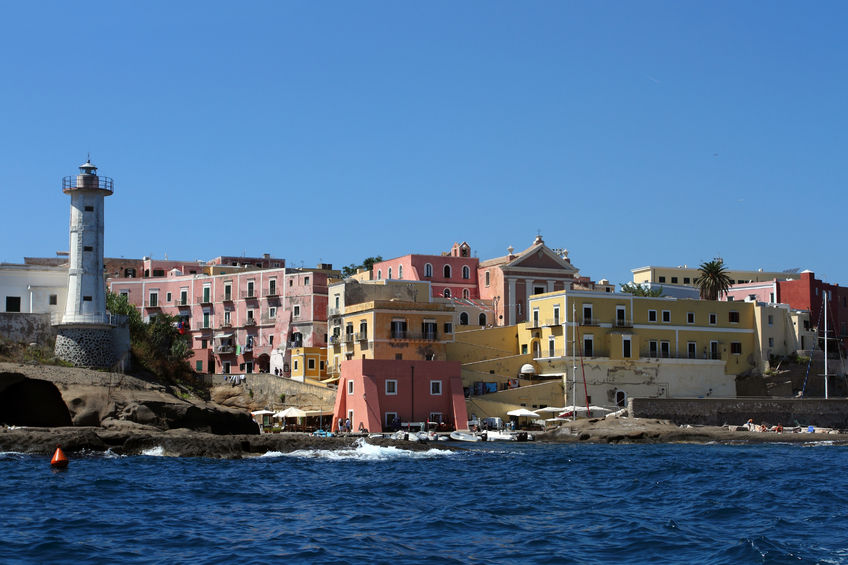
[[2, 2, 846, 285]]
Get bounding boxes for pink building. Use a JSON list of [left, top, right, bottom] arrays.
[[332, 359, 468, 433], [374, 236, 595, 326]]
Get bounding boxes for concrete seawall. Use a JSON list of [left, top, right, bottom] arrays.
[[629, 397, 848, 429]]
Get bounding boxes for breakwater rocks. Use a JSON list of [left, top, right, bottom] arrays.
[[0, 362, 257, 434], [537, 417, 848, 445], [0, 427, 450, 458]]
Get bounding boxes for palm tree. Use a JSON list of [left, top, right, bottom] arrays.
[[695, 259, 732, 300]]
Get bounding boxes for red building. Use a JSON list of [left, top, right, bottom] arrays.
[[332, 359, 468, 433]]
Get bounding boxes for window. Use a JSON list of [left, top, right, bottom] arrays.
[[202, 339, 208, 349], [203, 312, 210, 328], [388, 267, 392, 279], [304, 276, 309, 285], [391, 319, 407, 339], [729, 311, 739, 323], [293, 305, 300, 318], [166, 292, 172, 303], [83, 246, 93, 252], [444, 322, 453, 334], [429, 412, 443, 423], [463, 289, 470, 299], [583, 335, 593, 356], [195, 360, 203, 372], [120, 290, 129, 299], [648, 310, 657, 322], [462, 266, 470, 279], [684, 277, 690, 284], [84, 205, 94, 212], [320, 361, 325, 370], [710, 341, 719, 359], [478, 313, 486, 326], [660, 341, 670, 358], [658, 276, 666, 283], [247, 309, 254, 321], [430, 380, 442, 395], [385, 380, 398, 395], [534, 286, 545, 295], [688, 342, 697, 359], [768, 337, 774, 347], [83, 296, 92, 301], [554, 306, 561, 325], [269, 307, 276, 318], [730, 342, 742, 355], [398, 265, 403, 279], [687, 312, 695, 324], [485, 271, 490, 287], [308, 359, 315, 370], [293, 360, 299, 371], [180, 289, 188, 305], [649, 340, 658, 357], [224, 311, 231, 325], [622, 337, 631, 358], [422, 320, 437, 340], [709, 313, 717, 325], [224, 284, 232, 301], [768, 314, 774, 326], [148, 292, 158, 307], [615, 306, 625, 325], [222, 361, 231, 374], [49, 294, 58, 305], [443, 289, 451, 298], [347, 380, 354, 394], [548, 337, 556, 357], [269, 335, 274, 346], [521, 344, 528, 354], [662, 310, 670, 323], [443, 265, 451, 278], [671, 277, 678, 284], [583, 304, 593, 325], [377, 270, 381, 279], [459, 312, 468, 325], [533, 308, 540, 327], [152, 269, 165, 277], [5, 296, 21, 312], [269, 279, 276, 295], [424, 263, 432, 277], [202, 286, 211, 303]]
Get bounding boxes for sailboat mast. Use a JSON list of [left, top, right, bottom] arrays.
[[824, 291, 829, 399]]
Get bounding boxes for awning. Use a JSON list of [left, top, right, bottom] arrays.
[[214, 333, 233, 339]]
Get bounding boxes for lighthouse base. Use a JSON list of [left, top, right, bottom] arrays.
[[54, 323, 127, 370]]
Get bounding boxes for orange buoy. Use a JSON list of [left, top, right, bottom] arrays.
[[50, 445, 69, 468]]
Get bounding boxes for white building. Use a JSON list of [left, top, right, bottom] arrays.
[[0, 263, 68, 318]]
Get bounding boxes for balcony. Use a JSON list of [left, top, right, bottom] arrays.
[[244, 318, 257, 326], [197, 295, 213, 305], [390, 331, 437, 341], [581, 318, 599, 326], [222, 293, 234, 302], [328, 308, 342, 317], [329, 335, 341, 345], [144, 301, 161, 309], [289, 339, 303, 349], [614, 319, 633, 328], [241, 290, 259, 300], [265, 289, 279, 298], [544, 318, 562, 327], [527, 319, 541, 328], [343, 333, 354, 343], [355, 332, 367, 341], [215, 345, 235, 355], [175, 298, 190, 308], [62, 175, 114, 193], [221, 320, 232, 328]]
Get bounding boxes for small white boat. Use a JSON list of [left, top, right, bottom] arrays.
[[391, 430, 420, 442], [480, 430, 516, 442], [449, 430, 481, 442]]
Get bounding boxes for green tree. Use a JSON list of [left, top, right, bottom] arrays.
[[619, 282, 663, 297], [695, 259, 733, 300], [341, 255, 383, 278]]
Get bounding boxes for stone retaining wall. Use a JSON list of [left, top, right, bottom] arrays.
[[0, 313, 55, 345], [629, 397, 848, 429], [202, 372, 338, 410]]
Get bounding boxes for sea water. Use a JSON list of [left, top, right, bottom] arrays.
[[2, 441, 848, 564]]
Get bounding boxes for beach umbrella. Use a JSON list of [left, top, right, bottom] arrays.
[[277, 407, 307, 418]]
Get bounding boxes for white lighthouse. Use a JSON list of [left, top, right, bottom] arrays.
[[61, 159, 112, 323], [54, 159, 128, 369]]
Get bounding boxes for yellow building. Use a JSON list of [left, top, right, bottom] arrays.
[[518, 290, 759, 407], [327, 279, 455, 374], [289, 346, 328, 382], [632, 264, 793, 288]]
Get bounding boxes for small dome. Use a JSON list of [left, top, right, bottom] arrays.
[[79, 160, 97, 173], [520, 363, 536, 375]]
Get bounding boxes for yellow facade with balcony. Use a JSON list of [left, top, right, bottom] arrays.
[[518, 290, 757, 406], [290, 346, 328, 383]]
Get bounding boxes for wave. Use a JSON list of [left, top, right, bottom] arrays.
[[266, 438, 456, 461], [141, 446, 165, 457]]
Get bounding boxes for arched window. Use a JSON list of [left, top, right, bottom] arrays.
[[388, 267, 392, 279], [377, 270, 382, 279], [398, 265, 403, 279], [479, 313, 486, 326], [424, 263, 433, 277], [459, 312, 469, 325], [443, 265, 451, 278], [462, 289, 470, 299], [443, 288, 451, 298], [462, 266, 470, 279]]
